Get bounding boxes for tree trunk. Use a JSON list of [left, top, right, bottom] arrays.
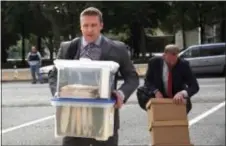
[[139, 24, 147, 57], [220, 3, 226, 42], [49, 36, 53, 60], [21, 14, 26, 65], [181, 5, 186, 48], [200, 21, 205, 43], [130, 21, 146, 58], [1, 38, 8, 63], [68, 3, 75, 39], [70, 14, 74, 39], [182, 30, 186, 48], [1, 13, 8, 63], [197, 3, 205, 43], [221, 19, 226, 42], [37, 36, 42, 55], [130, 21, 140, 58], [22, 36, 25, 62]]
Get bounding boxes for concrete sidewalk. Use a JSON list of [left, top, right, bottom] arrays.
[[1, 64, 148, 82]]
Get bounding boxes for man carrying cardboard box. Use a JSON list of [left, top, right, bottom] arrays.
[[137, 44, 200, 113]]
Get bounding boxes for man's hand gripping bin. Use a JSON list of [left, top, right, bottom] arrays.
[[51, 59, 120, 141], [146, 98, 193, 146]]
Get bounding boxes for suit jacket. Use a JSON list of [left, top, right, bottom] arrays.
[[143, 56, 200, 113], [48, 36, 139, 130]]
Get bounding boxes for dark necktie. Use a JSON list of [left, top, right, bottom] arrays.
[[80, 43, 101, 60]]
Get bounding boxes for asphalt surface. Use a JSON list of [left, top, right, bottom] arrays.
[[1, 77, 225, 146]]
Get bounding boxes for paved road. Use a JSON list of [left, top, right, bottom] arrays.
[[1, 77, 225, 146]]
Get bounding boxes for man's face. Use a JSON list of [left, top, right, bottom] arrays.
[[163, 52, 178, 67], [80, 15, 103, 43], [31, 47, 36, 52]]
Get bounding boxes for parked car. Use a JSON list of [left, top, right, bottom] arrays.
[[152, 43, 226, 75], [39, 65, 54, 82], [179, 43, 226, 75]]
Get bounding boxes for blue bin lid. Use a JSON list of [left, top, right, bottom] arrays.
[[51, 97, 116, 104]]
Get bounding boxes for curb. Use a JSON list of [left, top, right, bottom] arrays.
[[1, 80, 31, 83], [1, 75, 146, 83], [2, 64, 147, 82]]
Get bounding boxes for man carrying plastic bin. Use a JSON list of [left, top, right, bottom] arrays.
[[48, 7, 139, 146]]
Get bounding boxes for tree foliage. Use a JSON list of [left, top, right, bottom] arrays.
[[2, 1, 226, 63]]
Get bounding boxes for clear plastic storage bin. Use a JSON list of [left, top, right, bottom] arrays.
[[51, 98, 115, 141], [54, 59, 120, 99]]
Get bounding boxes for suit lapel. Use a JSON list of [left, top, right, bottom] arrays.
[[159, 58, 166, 96], [160, 58, 164, 81], [74, 39, 81, 60], [99, 36, 112, 61]]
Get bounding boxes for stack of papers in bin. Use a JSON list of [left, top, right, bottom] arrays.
[[59, 84, 100, 98], [51, 96, 116, 141], [55, 59, 120, 99]]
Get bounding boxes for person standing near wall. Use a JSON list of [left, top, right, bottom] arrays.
[[27, 46, 43, 84]]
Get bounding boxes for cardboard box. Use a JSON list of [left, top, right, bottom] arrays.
[[150, 120, 191, 145], [147, 98, 187, 130]]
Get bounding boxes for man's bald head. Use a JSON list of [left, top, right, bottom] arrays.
[[164, 44, 180, 54], [163, 44, 180, 67]]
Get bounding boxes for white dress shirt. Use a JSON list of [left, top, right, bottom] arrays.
[[162, 61, 188, 98]]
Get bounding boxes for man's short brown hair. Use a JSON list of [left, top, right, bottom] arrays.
[[164, 44, 180, 54], [80, 7, 103, 22]]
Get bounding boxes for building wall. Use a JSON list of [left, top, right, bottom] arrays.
[[175, 28, 200, 50], [175, 24, 221, 50]]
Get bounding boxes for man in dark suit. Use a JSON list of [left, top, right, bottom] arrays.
[[48, 7, 139, 146], [141, 44, 199, 113]]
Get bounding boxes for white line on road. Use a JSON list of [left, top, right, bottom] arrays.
[[127, 84, 224, 89], [1, 106, 125, 135], [1, 115, 54, 134], [189, 101, 225, 126], [200, 84, 224, 88], [1, 101, 225, 135]]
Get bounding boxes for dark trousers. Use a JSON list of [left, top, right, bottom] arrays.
[[186, 98, 192, 114], [30, 64, 42, 82], [62, 130, 118, 146]]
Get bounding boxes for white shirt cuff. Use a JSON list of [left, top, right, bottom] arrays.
[[181, 90, 188, 98], [153, 89, 159, 94], [117, 90, 125, 100]]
